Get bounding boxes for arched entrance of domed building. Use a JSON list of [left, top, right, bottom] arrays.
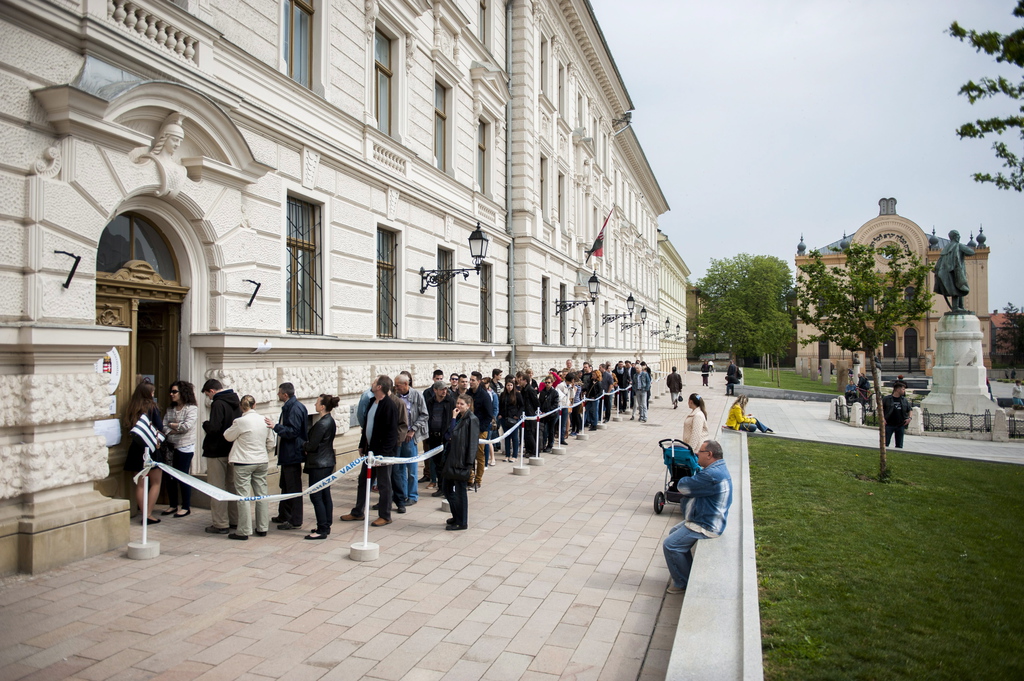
[[95, 211, 190, 499]]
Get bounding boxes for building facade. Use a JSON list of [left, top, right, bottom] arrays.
[[794, 198, 992, 375], [0, 0, 665, 574], [657, 231, 688, 373]]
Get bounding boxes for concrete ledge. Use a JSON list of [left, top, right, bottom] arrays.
[[737, 385, 835, 403], [666, 418, 763, 680]]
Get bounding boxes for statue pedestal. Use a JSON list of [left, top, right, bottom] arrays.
[[920, 314, 993, 416]]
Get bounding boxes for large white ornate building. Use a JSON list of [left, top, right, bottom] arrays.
[[658, 231, 689, 373], [0, 0, 667, 574]]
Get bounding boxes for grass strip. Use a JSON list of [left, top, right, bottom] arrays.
[[743, 368, 841, 395], [750, 438, 1024, 680]]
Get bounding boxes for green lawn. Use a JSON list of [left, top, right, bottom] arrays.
[[743, 368, 842, 395], [750, 438, 1024, 680]]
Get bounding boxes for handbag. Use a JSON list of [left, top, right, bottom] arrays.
[[155, 440, 175, 464]]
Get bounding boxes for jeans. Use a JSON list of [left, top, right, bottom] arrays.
[[232, 462, 268, 536], [443, 478, 468, 527], [502, 418, 521, 459], [392, 439, 418, 503], [586, 400, 599, 428], [307, 466, 333, 534], [541, 419, 555, 450], [635, 390, 649, 420], [663, 521, 709, 589], [885, 424, 906, 449], [604, 395, 613, 421], [205, 456, 238, 529], [726, 381, 735, 396], [277, 462, 303, 525], [166, 449, 194, 510]]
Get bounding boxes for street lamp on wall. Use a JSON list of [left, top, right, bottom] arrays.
[[651, 316, 671, 337], [602, 293, 635, 324], [555, 271, 600, 315], [419, 223, 490, 294], [621, 306, 647, 331]]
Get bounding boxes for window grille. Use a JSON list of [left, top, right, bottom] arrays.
[[287, 197, 322, 334], [377, 228, 397, 338]]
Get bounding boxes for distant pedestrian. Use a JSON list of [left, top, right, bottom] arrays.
[[1012, 380, 1022, 407], [700, 361, 710, 387], [882, 381, 912, 449], [666, 367, 683, 409]]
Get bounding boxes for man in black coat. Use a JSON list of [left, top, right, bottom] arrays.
[[424, 381, 456, 496], [201, 379, 241, 534], [342, 374, 398, 526], [518, 372, 540, 457], [266, 382, 308, 530]]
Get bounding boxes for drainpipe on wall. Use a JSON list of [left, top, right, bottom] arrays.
[[506, 0, 516, 374]]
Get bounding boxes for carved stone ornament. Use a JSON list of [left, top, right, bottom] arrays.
[[302, 146, 320, 189], [128, 112, 189, 199], [445, 214, 453, 242], [387, 187, 399, 221], [97, 305, 124, 327], [105, 259, 174, 285], [30, 145, 62, 179], [365, 0, 379, 41], [406, 33, 416, 71]]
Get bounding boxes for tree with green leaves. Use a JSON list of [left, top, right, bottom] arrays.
[[794, 243, 932, 481], [694, 254, 794, 363], [950, 1, 1024, 191], [996, 302, 1024, 364]]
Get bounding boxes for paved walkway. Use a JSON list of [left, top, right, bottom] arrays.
[[3, 374, 1019, 681], [0, 378, 729, 681]]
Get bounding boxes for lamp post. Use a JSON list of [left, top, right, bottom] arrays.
[[554, 271, 600, 315], [651, 316, 670, 337], [419, 223, 490, 294], [621, 306, 646, 331]]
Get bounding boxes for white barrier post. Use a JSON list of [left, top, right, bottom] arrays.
[[128, 468, 159, 560], [552, 409, 566, 455], [530, 413, 545, 465], [597, 392, 609, 430], [513, 417, 529, 475], [350, 459, 379, 561]]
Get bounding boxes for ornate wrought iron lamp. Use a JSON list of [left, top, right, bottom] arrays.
[[621, 306, 647, 331], [419, 223, 490, 294], [651, 317, 671, 337], [602, 293, 635, 325], [554, 271, 600, 315]]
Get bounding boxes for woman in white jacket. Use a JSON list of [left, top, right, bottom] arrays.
[[223, 395, 274, 540], [682, 393, 709, 455]]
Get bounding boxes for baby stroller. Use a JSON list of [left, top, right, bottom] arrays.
[[653, 438, 702, 515]]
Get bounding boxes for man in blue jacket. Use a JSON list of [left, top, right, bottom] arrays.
[[662, 440, 733, 595], [265, 382, 308, 530]]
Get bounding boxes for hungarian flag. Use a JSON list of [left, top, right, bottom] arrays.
[[586, 207, 613, 263]]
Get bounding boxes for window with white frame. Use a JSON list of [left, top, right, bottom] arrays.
[[376, 228, 398, 338], [286, 196, 322, 334], [284, 0, 313, 88], [539, 156, 548, 220], [557, 64, 565, 113], [479, 263, 492, 342], [374, 30, 393, 136], [437, 247, 453, 341], [478, 0, 488, 46], [557, 172, 565, 224], [559, 283, 567, 345], [477, 120, 489, 193], [541, 277, 550, 344], [539, 37, 549, 96], [434, 82, 448, 171]]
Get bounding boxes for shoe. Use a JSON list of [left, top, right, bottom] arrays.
[[630, 416, 635, 421], [144, 517, 160, 524], [371, 503, 380, 510], [161, 508, 178, 516], [666, 585, 686, 595], [271, 516, 285, 523], [589, 427, 597, 432], [418, 475, 431, 483], [673, 405, 678, 409], [277, 522, 301, 530], [432, 490, 444, 497], [371, 518, 392, 527], [227, 533, 248, 541], [473, 482, 480, 492], [426, 482, 437, 489], [396, 505, 406, 514], [254, 530, 267, 537], [304, 533, 328, 540], [446, 518, 458, 525], [229, 524, 237, 529], [405, 500, 418, 506], [559, 441, 568, 445], [173, 509, 191, 518], [205, 525, 228, 534], [766, 429, 774, 433], [339, 514, 364, 522], [445, 524, 468, 531]]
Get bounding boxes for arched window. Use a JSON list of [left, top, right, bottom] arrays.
[[97, 213, 176, 280], [904, 286, 915, 301], [904, 328, 918, 358]]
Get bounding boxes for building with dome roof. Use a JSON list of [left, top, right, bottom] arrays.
[[794, 198, 992, 375]]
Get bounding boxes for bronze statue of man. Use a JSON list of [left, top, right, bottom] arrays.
[[933, 230, 974, 313]]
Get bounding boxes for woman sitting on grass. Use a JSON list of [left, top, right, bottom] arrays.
[[725, 395, 773, 433]]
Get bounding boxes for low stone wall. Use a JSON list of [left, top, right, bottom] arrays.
[[736, 385, 835, 403], [666, 403, 764, 680]]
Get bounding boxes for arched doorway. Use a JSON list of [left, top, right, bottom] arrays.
[[904, 328, 919, 358], [882, 330, 897, 358], [95, 212, 189, 495]]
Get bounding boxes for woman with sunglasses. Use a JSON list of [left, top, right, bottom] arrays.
[[161, 381, 198, 517]]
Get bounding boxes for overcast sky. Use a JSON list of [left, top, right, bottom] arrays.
[[589, 0, 1021, 312]]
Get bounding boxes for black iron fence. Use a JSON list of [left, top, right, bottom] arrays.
[[834, 400, 851, 423], [1010, 416, 1023, 440], [876, 358, 921, 374], [923, 411, 992, 433]]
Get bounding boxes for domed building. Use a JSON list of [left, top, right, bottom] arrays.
[[795, 198, 992, 376]]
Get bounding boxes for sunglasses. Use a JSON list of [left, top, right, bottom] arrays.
[[169, 389, 179, 394]]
